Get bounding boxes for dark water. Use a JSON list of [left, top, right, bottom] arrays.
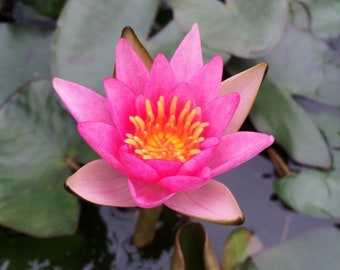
[[0, 154, 335, 269]]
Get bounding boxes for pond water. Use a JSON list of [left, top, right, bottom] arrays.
[[0, 154, 335, 269]]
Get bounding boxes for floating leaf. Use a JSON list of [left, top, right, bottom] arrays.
[[250, 79, 331, 168], [171, 222, 220, 270], [241, 227, 340, 270], [306, 0, 340, 40], [274, 151, 340, 218], [52, 0, 161, 93], [0, 24, 51, 103], [170, 0, 288, 58], [222, 228, 263, 270], [260, 26, 340, 107], [0, 80, 95, 237]]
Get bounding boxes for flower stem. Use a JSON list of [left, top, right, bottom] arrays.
[[132, 206, 163, 248]]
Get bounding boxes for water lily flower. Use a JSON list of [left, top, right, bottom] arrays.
[[53, 24, 274, 225]]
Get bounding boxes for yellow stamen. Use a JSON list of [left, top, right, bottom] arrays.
[[125, 96, 209, 162]]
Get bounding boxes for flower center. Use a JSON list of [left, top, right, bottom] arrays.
[[125, 96, 209, 162]]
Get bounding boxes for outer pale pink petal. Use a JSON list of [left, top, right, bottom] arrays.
[[159, 167, 211, 192], [165, 180, 244, 225], [209, 132, 274, 177], [77, 122, 125, 172], [188, 55, 223, 106], [128, 179, 174, 208], [220, 63, 268, 133], [66, 160, 136, 207], [115, 38, 149, 95], [144, 54, 178, 102], [53, 78, 112, 124], [202, 93, 240, 138], [104, 78, 136, 137], [170, 23, 203, 82]]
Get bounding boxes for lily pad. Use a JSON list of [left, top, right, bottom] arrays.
[[52, 0, 161, 93], [241, 227, 340, 270], [0, 24, 52, 104], [306, 0, 340, 40], [274, 151, 340, 218], [250, 79, 331, 168], [170, 0, 288, 58], [0, 80, 95, 237], [260, 26, 340, 107]]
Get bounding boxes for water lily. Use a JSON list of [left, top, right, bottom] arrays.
[[53, 24, 274, 224]]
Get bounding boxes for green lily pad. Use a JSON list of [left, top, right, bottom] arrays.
[[250, 79, 331, 168], [52, 0, 161, 93], [260, 26, 340, 107], [241, 227, 340, 270], [0, 24, 52, 104], [309, 106, 340, 149], [274, 151, 340, 218], [306, 0, 340, 40], [222, 228, 263, 270], [170, 0, 288, 58], [0, 79, 95, 237]]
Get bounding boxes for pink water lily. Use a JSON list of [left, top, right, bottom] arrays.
[[53, 24, 274, 224]]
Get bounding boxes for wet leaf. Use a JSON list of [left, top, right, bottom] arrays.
[[170, 0, 288, 58], [274, 151, 340, 218], [222, 228, 263, 270], [241, 227, 340, 270], [0, 24, 52, 103], [0, 80, 95, 237], [310, 108, 340, 149], [306, 0, 340, 40], [260, 26, 340, 107], [52, 0, 161, 93], [250, 79, 331, 168], [171, 222, 220, 270]]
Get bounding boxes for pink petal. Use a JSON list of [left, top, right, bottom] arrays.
[[202, 93, 240, 138], [159, 167, 211, 192], [115, 38, 149, 95], [77, 122, 125, 172], [53, 78, 112, 124], [66, 160, 135, 207], [165, 180, 244, 225], [188, 55, 223, 106], [165, 83, 196, 114], [119, 146, 160, 183], [209, 132, 274, 176], [104, 78, 137, 137], [179, 137, 219, 175], [170, 23, 203, 82], [220, 63, 268, 133], [128, 179, 174, 208], [145, 159, 182, 178], [144, 54, 178, 102]]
